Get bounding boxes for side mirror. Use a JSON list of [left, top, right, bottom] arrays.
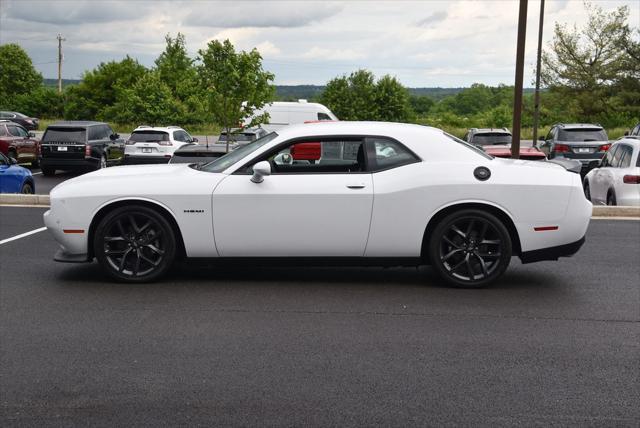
[[110, 133, 119, 140], [9, 157, 18, 165], [28, 132, 36, 138], [192, 137, 199, 143], [250, 160, 271, 183]]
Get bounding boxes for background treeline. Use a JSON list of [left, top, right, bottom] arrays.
[[0, 3, 637, 136]]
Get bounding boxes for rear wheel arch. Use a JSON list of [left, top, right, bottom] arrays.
[[88, 199, 186, 260], [421, 202, 522, 260]]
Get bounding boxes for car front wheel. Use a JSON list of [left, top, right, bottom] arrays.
[[93, 205, 176, 282], [428, 209, 512, 288]]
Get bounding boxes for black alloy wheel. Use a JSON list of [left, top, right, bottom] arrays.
[[429, 209, 512, 288], [21, 182, 34, 194], [93, 205, 176, 282]]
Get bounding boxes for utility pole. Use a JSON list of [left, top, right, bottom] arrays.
[[57, 34, 65, 94], [511, 0, 528, 159], [532, 0, 545, 146]]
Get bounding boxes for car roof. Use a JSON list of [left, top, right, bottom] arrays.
[[615, 136, 640, 146], [48, 121, 106, 128], [133, 125, 185, 132], [555, 123, 604, 130]]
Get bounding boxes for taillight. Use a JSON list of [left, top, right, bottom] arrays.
[[158, 141, 172, 146], [553, 144, 570, 153], [85, 145, 91, 157], [125, 140, 136, 145], [599, 143, 611, 152], [623, 175, 640, 184]]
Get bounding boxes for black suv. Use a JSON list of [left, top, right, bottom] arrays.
[[538, 123, 610, 173], [39, 121, 124, 176]]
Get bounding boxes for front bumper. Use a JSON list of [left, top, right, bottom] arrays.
[[44, 208, 90, 262], [519, 236, 585, 264]]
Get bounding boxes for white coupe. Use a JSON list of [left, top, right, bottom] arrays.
[[44, 122, 592, 288]]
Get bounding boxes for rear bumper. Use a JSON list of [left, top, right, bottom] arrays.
[[40, 157, 98, 170], [519, 236, 585, 264], [123, 155, 170, 165]]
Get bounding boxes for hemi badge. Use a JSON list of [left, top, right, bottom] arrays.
[[534, 226, 559, 232], [63, 229, 85, 234]]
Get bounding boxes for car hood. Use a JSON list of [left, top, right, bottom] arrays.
[[51, 164, 227, 199]]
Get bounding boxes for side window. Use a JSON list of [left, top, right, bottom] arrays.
[[7, 125, 21, 137], [173, 130, 188, 142], [368, 138, 420, 172], [610, 145, 625, 167], [545, 128, 554, 141], [15, 125, 28, 137], [317, 112, 332, 121], [617, 146, 632, 168], [0, 126, 7, 136], [100, 125, 111, 139], [88, 126, 98, 141], [0, 153, 7, 165], [251, 138, 366, 174], [602, 145, 619, 167]]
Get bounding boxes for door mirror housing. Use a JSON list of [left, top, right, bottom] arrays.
[[110, 133, 120, 141], [250, 161, 271, 183], [192, 137, 199, 143], [28, 132, 36, 138], [9, 157, 18, 165]]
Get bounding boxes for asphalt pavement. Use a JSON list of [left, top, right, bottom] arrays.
[[0, 206, 638, 426]]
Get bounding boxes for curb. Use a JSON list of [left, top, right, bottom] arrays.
[[1, 194, 639, 218]]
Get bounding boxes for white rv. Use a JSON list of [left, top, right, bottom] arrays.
[[246, 100, 338, 131]]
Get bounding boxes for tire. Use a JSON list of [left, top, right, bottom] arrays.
[[31, 159, 39, 168], [8, 150, 17, 162], [606, 191, 617, 206], [428, 209, 512, 288], [93, 205, 176, 282], [583, 181, 591, 201], [41, 167, 55, 176], [21, 182, 34, 194]]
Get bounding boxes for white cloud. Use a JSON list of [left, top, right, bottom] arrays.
[[302, 47, 366, 61], [255, 41, 281, 56]]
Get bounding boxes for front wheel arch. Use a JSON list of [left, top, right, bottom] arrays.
[[421, 203, 522, 261], [88, 200, 186, 260]]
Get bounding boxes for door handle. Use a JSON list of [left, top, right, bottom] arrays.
[[346, 184, 366, 189]]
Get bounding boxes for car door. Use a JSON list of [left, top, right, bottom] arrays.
[[0, 153, 22, 192], [6, 124, 35, 162], [592, 145, 619, 204], [212, 137, 374, 257], [611, 145, 633, 199], [104, 125, 123, 162]]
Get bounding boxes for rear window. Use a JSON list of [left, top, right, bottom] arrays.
[[471, 133, 512, 145], [42, 128, 86, 143], [558, 129, 607, 142], [130, 131, 170, 142]]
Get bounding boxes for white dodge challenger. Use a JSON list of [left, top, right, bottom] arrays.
[[44, 122, 592, 287]]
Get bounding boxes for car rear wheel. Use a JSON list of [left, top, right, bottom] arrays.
[[21, 182, 34, 194], [428, 209, 512, 288], [93, 206, 176, 282]]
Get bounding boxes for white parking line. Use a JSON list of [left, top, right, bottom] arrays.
[[32, 172, 42, 175], [0, 227, 47, 245]]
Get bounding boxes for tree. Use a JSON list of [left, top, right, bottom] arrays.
[[541, 3, 637, 124], [64, 56, 147, 120], [375, 75, 412, 122], [409, 95, 435, 116], [0, 44, 42, 101], [197, 39, 275, 150]]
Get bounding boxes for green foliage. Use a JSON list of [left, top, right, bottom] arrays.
[[409, 95, 434, 116], [10, 86, 64, 118], [197, 39, 275, 138], [320, 70, 413, 121], [541, 3, 639, 127], [0, 44, 42, 101], [64, 56, 147, 120]]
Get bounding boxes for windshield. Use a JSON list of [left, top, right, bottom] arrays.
[[445, 132, 493, 160], [558, 129, 607, 142], [219, 133, 257, 142], [199, 132, 278, 173], [130, 131, 170, 142], [471, 133, 512, 145], [42, 128, 86, 143]]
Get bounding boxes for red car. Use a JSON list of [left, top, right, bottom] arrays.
[[465, 128, 546, 160], [0, 120, 40, 166]]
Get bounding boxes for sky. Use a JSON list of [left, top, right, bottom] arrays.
[[1, 0, 638, 87]]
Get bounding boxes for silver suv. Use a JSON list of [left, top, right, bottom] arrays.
[[123, 125, 197, 164]]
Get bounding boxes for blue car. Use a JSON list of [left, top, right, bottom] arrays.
[[0, 152, 34, 194]]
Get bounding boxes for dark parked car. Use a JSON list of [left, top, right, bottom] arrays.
[[218, 127, 267, 145], [626, 123, 640, 137], [39, 121, 124, 176], [0, 152, 34, 194], [169, 143, 231, 165], [464, 127, 546, 160], [0, 111, 39, 130], [0, 120, 40, 166], [538, 123, 611, 174]]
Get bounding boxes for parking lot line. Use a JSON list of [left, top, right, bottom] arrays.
[[32, 172, 42, 175], [0, 227, 47, 245]]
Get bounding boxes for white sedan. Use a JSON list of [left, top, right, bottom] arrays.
[[44, 122, 592, 288], [583, 137, 640, 206]]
